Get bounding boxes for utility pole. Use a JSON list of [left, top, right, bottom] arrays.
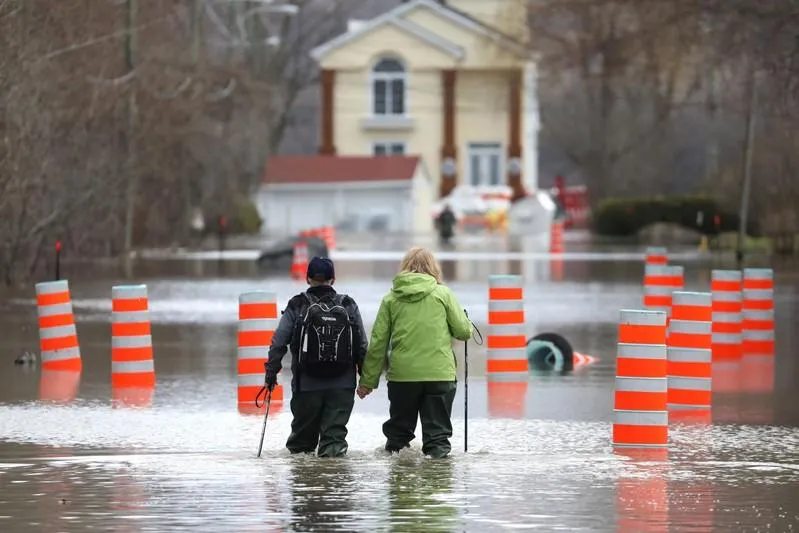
[[736, 64, 758, 267], [702, 14, 719, 184], [122, 0, 139, 278]]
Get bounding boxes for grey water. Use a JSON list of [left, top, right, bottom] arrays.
[[1, 240, 798, 532]]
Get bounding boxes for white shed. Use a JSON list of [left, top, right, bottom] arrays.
[[256, 155, 434, 235]]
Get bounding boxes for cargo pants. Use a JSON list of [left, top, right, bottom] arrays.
[[383, 381, 457, 459], [286, 388, 355, 457]]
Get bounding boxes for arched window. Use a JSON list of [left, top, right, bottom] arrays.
[[372, 58, 405, 116]]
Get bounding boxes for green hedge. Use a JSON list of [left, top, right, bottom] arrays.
[[592, 196, 755, 237]]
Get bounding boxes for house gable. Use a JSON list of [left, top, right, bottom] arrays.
[[316, 22, 460, 71], [311, 0, 528, 70]]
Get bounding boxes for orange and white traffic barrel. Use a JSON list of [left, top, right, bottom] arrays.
[[711, 270, 743, 362], [643, 265, 684, 316], [550, 220, 564, 254], [35, 280, 82, 372], [111, 285, 156, 389], [487, 275, 528, 418], [487, 275, 528, 379], [742, 268, 775, 356], [613, 309, 668, 448], [238, 291, 283, 414], [645, 246, 668, 266], [290, 240, 309, 281], [666, 291, 712, 414]]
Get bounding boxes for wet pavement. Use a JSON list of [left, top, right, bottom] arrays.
[[1, 239, 798, 531]]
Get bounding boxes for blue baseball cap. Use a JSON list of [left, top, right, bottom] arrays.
[[307, 256, 335, 280]]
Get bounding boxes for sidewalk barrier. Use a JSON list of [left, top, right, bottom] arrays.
[[35, 280, 81, 372], [111, 285, 156, 407], [711, 270, 743, 362], [643, 265, 684, 316], [645, 246, 668, 266], [291, 240, 309, 280], [613, 309, 668, 448], [742, 268, 775, 356], [667, 292, 712, 418], [238, 291, 283, 414], [487, 275, 528, 418]]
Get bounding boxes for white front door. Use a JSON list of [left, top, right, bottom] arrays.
[[467, 143, 503, 187]]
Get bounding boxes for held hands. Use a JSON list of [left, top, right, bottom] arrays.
[[356, 383, 373, 399]]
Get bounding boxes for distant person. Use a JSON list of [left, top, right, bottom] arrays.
[[265, 257, 368, 457], [435, 204, 457, 245], [357, 247, 472, 459]]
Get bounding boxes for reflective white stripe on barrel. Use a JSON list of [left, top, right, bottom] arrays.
[[238, 347, 267, 360], [112, 285, 148, 299], [238, 374, 267, 387], [239, 291, 277, 304], [39, 325, 77, 339], [617, 344, 666, 360], [615, 377, 667, 393], [112, 360, 155, 373], [488, 300, 524, 312], [238, 319, 279, 332], [41, 347, 81, 362], [37, 303, 74, 318], [614, 410, 668, 426], [668, 347, 712, 363], [112, 335, 152, 349], [36, 280, 70, 295]]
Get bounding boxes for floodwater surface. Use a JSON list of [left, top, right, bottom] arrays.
[[1, 240, 798, 532]]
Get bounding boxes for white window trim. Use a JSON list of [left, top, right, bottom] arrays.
[[372, 141, 406, 156], [369, 58, 409, 118], [466, 143, 505, 187]]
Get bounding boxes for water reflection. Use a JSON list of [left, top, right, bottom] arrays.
[[615, 449, 670, 532], [387, 457, 458, 532], [287, 457, 359, 532], [486, 381, 528, 419], [39, 370, 80, 403]]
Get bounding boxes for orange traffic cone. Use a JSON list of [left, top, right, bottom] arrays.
[[290, 240, 309, 280]]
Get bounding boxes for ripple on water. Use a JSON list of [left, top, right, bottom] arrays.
[[1, 404, 799, 531]]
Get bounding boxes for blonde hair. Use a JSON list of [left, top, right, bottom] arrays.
[[399, 247, 443, 284]]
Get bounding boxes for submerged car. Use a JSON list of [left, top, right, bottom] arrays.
[[255, 235, 329, 274]]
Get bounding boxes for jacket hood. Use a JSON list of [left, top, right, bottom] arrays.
[[391, 272, 438, 302]]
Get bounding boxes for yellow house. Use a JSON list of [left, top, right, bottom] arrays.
[[310, 0, 539, 202]]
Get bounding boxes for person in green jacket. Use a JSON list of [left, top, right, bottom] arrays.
[[357, 246, 472, 458]]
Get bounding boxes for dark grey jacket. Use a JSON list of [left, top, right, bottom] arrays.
[[266, 285, 368, 393]]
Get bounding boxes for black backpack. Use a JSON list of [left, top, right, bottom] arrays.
[[294, 293, 354, 378]]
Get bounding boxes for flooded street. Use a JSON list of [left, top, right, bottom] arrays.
[[1, 239, 799, 531]]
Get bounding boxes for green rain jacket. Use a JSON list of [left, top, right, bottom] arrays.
[[360, 272, 473, 388]]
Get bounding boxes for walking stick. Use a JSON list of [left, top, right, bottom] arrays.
[[256, 363, 273, 458], [464, 332, 469, 453], [463, 310, 483, 454]]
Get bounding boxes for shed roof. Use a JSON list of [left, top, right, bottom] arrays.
[[263, 155, 421, 185]]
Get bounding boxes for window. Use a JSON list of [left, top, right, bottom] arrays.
[[372, 58, 406, 116], [373, 142, 406, 156], [467, 143, 503, 186]]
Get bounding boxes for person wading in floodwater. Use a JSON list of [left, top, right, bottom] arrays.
[[357, 247, 472, 459], [265, 257, 368, 457]]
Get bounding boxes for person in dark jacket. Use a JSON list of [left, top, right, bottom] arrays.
[[435, 204, 457, 245], [266, 257, 368, 457]]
